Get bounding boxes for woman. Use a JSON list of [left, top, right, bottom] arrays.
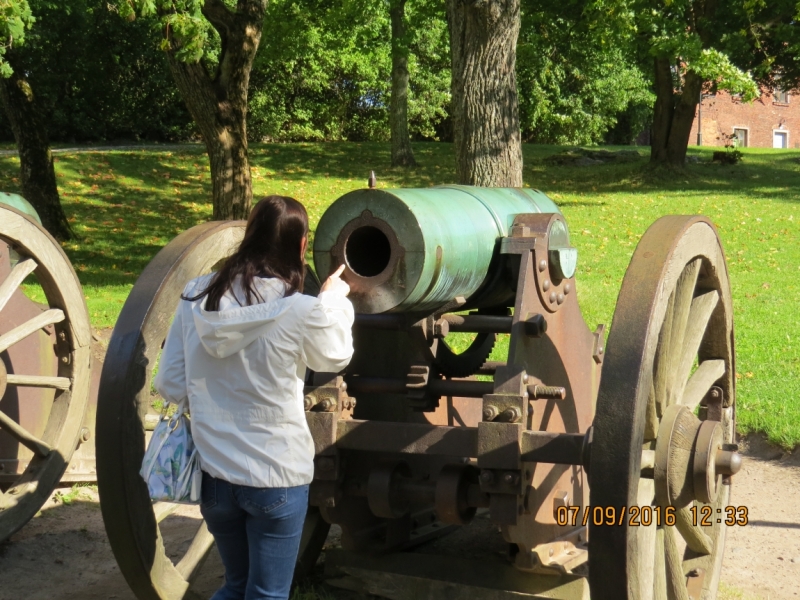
[[154, 195, 354, 600]]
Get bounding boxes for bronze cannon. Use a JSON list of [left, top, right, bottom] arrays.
[[93, 184, 742, 600]]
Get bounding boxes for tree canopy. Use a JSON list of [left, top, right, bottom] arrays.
[[0, 0, 191, 143], [517, 0, 652, 145], [0, 0, 33, 77], [0, 0, 797, 164]]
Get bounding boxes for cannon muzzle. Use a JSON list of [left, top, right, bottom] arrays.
[[313, 185, 569, 314]]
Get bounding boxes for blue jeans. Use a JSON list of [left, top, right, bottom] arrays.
[[200, 472, 309, 600]]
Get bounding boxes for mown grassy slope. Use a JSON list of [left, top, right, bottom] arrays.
[[0, 142, 796, 447]]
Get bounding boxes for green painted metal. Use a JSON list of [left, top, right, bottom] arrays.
[[0, 192, 42, 225], [314, 185, 565, 314]]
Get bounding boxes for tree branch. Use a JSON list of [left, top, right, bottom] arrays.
[[202, 0, 235, 38]]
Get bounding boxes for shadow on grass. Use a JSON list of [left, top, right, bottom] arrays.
[[1, 141, 798, 293], [248, 142, 800, 205], [526, 150, 800, 203]]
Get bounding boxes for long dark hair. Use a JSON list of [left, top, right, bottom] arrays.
[[184, 195, 309, 311]]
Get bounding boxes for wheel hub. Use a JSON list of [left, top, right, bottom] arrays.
[[655, 404, 742, 507]]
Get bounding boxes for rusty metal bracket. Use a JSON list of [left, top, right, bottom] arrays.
[[406, 365, 431, 409], [478, 468, 521, 494], [477, 421, 523, 470], [482, 394, 526, 423], [701, 385, 724, 422], [592, 324, 606, 364], [514, 527, 589, 575]]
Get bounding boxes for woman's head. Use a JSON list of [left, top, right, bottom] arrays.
[[184, 195, 309, 311]]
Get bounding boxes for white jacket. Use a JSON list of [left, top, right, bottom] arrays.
[[154, 274, 354, 488]]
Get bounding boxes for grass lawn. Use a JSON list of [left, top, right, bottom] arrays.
[[0, 142, 797, 448]]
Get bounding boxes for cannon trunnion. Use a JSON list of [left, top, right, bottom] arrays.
[[96, 186, 742, 600]]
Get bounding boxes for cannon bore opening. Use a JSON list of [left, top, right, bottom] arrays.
[[345, 226, 392, 277]]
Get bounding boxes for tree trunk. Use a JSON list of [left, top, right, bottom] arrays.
[[650, 58, 674, 165], [650, 61, 704, 168], [447, 0, 522, 187], [390, 0, 417, 168], [0, 70, 72, 241], [164, 0, 266, 220], [166, 57, 252, 220], [666, 71, 703, 164]]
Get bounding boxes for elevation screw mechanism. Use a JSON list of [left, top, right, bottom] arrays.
[[368, 171, 377, 189]]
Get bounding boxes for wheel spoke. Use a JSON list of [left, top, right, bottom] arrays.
[[680, 360, 726, 411], [654, 527, 667, 600], [664, 525, 690, 600], [638, 479, 656, 600], [641, 449, 656, 472], [653, 292, 676, 417], [0, 492, 16, 510], [175, 521, 215, 581], [0, 410, 52, 456], [645, 380, 659, 440], [6, 374, 71, 390], [673, 291, 719, 403], [0, 308, 65, 353], [665, 260, 701, 407], [0, 258, 37, 313], [675, 506, 713, 555], [153, 501, 179, 523]]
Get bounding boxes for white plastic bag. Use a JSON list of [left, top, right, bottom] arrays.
[[140, 399, 202, 504]]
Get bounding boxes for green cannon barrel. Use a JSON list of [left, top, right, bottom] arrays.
[[0, 192, 42, 225], [313, 185, 568, 314]]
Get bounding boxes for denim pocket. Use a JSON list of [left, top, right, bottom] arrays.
[[241, 486, 287, 515], [200, 472, 217, 509]]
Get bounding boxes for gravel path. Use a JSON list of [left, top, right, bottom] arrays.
[[0, 433, 794, 600]]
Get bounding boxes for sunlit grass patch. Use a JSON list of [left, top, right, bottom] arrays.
[[0, 142, 796, 447]]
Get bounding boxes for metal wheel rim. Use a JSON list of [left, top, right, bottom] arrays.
[[0, 205, 91, 541], [589, 216, 735, 600]]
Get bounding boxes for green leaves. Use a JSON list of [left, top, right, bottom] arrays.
[[649, 27, 759, 101], [247, 0, 450, 143], [518, 0, 652, 145], [161, 12, 209, 62], [0, 0, 34, 77], [117, 0, 213, 63], [689, 49, 759, 101]]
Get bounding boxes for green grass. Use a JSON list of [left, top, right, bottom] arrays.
[[52, 483, 98, 506], [1, 142, 797, 447], [718, 583, 765, 600]]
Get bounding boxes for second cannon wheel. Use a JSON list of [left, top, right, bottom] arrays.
[[590, 216, 737, 600], [97, 221, 330, 599]]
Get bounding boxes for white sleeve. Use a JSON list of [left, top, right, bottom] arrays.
[[301, 290, 355, 373], [154, 303, 188, 405]]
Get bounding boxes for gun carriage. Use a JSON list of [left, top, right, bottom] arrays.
[[94, 184, 742, 600]]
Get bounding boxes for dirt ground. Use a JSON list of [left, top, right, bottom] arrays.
[[0, 433, 796, 600]]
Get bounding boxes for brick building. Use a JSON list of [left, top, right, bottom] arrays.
[[688, 88, 799, 148]]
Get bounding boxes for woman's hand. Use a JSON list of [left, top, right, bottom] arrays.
[[320, 264, 350, 296]]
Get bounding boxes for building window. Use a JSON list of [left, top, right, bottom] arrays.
[[773, 130, 788, 149], [774, 88, 789, 104], [733, 128, 748, 147]]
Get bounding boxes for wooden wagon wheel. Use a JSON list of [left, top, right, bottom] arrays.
[[96, 221, 331, 600], [589, 216, 740, 600], [0, 205, 91, 541]]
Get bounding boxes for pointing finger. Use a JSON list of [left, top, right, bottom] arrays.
[[332, 264, 346, 278]]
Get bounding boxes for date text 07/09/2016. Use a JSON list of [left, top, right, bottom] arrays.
[[555, 505, 749, 527]]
